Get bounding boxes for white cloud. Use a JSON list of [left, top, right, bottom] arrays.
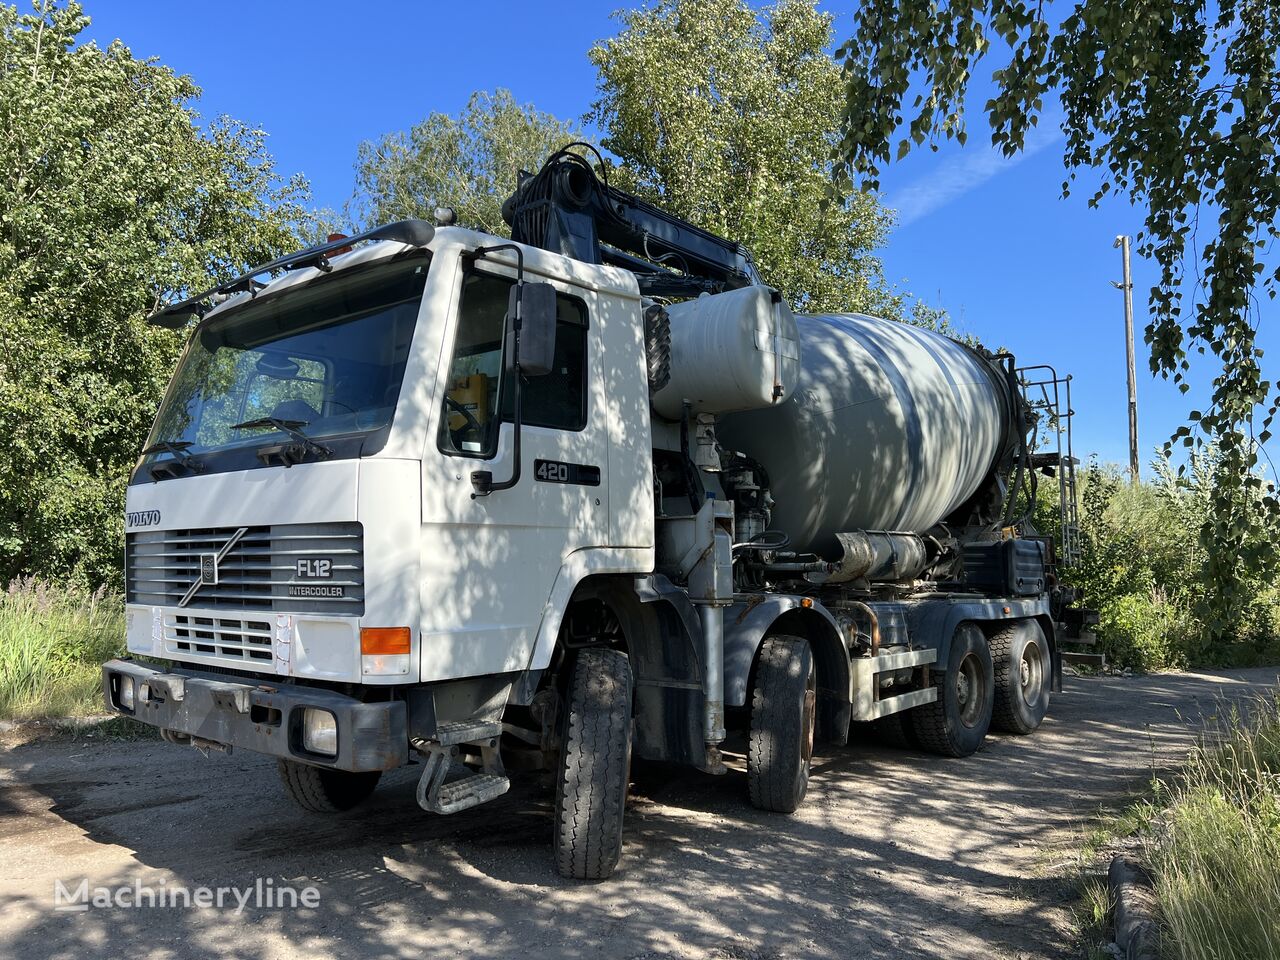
[[885, 115, 1064, 227]]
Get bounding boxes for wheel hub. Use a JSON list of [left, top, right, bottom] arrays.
[[1019, 642, 1043, 703], [956, 653, 984, 727], [802, 667, 816, 764]]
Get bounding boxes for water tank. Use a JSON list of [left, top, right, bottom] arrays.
[[716, 313, 1015, 556], [651, 286, 801, 420]]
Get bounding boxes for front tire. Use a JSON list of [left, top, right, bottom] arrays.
[[991, 620, 1052, 734], [554, 647, 634, 880], [277, 760, 381, 813], [748, 635, 816, 813], [911, 623, 994, 757]]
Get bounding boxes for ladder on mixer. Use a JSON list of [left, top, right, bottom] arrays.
[[1017, 365, 1102, 666], [1017, 364, 1081, 566]]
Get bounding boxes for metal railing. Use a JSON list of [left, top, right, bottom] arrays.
[[1017, 365, 1081, 568]]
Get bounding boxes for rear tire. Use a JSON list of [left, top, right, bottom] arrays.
[[554, 647, 633, 881], [911, 623, 993, 757], [991, 620, 1052, 734], [748, 635, 816, 813], [277, 760, 381, 813]]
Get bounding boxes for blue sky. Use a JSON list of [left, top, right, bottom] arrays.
[[81, 1, 1277, 475]]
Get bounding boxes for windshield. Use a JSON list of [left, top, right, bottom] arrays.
[[140, 254, 429, 473]]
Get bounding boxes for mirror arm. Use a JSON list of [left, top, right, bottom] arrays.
[[468, 244, 525, 498]]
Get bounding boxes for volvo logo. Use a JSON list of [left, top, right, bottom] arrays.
[[125, 510, 161, 528], [199, 554, 219, 586], [180, 527, 247, 607]]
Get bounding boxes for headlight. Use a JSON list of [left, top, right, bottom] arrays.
[[117, 675, 135, 711], [301, 708, 338, 756]]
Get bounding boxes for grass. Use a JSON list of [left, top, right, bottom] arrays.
[[1075, 693, 1280, 960], [1145, 695, 1280, 960], [0, 578, 124, 720], [1074, 876, 1113, 960]]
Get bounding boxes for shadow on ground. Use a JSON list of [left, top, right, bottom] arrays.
[[1, 668, 1275, 960]]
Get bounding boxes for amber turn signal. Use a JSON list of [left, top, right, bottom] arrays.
[[360, 626, 411, 655]]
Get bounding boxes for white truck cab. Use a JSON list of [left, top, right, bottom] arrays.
[[121, 228, 651, 687]]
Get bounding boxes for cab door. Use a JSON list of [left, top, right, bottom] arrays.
[[418, 260, 608, 681]]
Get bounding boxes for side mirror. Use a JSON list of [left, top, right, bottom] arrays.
[[470, 250, 555, 499], [511, 282, 557, 377]]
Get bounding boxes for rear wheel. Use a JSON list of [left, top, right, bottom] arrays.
[[277, 760, 381, 813], [911, 623, 993, 757], [748, 635, 816, 813], [554, 647, 634, 880], [991, 620, 1052, 734]]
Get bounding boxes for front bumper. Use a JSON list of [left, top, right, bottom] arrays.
[[102, 659, 407, 772]]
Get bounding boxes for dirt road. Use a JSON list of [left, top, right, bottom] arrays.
[[2, 668, 1276, 960]]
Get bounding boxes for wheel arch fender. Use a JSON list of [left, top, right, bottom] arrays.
[[724, 596, 852, 745], [904, 597, 1053, 670], [549, 573, 707, 768], [526, 547, 654, 674]]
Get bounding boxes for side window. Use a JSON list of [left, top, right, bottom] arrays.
[[439, 273, 509, 456], [503, 295, 588, 432], [438, 271, 589, 458]]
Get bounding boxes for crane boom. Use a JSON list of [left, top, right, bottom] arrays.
[[502, 147, 760, 298]]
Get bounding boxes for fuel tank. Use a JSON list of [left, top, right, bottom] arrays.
[[716, 313, 1015, 556]]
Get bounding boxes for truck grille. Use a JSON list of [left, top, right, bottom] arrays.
[[126, 522, 364, 615], [167, 614, 274, 663]]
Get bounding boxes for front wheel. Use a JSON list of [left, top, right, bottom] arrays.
[[991, 620, 1052, 734], [554, 647, 634, 880], [748, 635, 816, 813], [277, 760, 381, 813], [911, 623, 993, 757]]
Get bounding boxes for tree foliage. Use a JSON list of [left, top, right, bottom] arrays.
[[349, 89, 583, 235], [0, 1, 310, 587], [1052, 455, 1280, 669], [589, 0, 900, 315], [836, 0, 1280, 636]]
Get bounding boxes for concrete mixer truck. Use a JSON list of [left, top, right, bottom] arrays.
[[103, 146, 1090, 879]]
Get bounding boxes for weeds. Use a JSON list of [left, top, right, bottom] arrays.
[[1146, 695, 1280, 960], [0, 578, 124, 720], [1071, 694, 1280, 959]]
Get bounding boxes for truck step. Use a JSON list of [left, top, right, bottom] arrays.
[[433, 720, 503, 746], [427, 773, 511, 815], [1066, 630, 1098, 646]]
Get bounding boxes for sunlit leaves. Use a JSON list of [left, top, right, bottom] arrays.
[[835, 0, 1280, 636], [349, 90, 582, 236], [589, 0, 900, 316], [0, 1, 310, 587]]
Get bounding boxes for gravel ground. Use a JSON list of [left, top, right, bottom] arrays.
[[2, 667, 1277, 960]]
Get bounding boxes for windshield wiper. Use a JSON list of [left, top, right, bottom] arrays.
[[230, 417, 332, 460], [140, 440, 204, 474]]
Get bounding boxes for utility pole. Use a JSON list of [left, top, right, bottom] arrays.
[[1112, 235, 1139, 485]]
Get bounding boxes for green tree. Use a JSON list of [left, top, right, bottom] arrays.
[[0, 1, 311, 587], [834, 0, 1280, 636], [350, 89, 583, 234], [589, 0, 899, 315]]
